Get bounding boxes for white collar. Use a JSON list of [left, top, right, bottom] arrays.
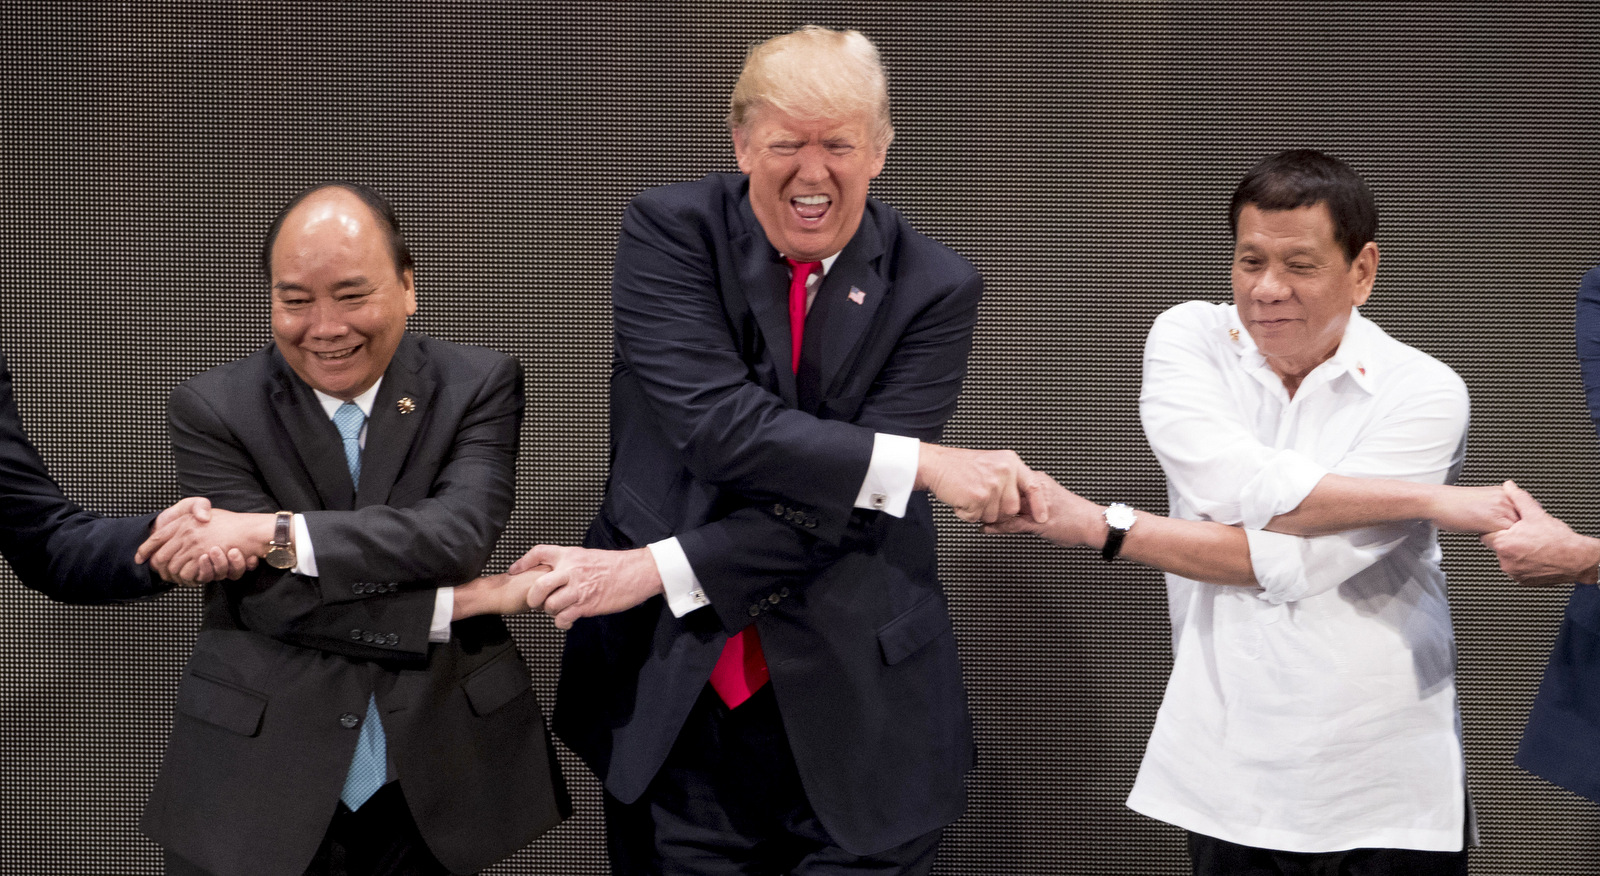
[[313, 378, 383, 420]]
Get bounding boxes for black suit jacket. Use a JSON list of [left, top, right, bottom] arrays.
[[1517, 264, 1600, 799], [556, 173, 980, 855], [141, 333, 564, 876], [0, 352, 163, 601]]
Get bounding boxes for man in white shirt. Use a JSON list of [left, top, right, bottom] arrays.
[[991, 150, 1516, 875]]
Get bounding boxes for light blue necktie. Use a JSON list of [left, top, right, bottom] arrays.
[[333, 402, 386, 811]]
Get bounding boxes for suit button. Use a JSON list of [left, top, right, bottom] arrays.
[[779, 587, 790, 598], [355, 583, 368, 594], [767, 593, 781, 604], [748, 605, 761, 617], [362, 632, 376, 643], [804, 519, 817, 529], [339, 712, 360, 729], [385, 633, 399, 646], [772, 504, 785, 516], [350, 629, 363, 640]]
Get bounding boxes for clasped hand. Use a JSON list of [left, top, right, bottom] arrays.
[[454, 545, 664, 629], [134, 499, 262, 587]]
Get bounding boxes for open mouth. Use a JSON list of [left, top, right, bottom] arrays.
[[313, 345, 362, 361], [791, 194, 831, 222]]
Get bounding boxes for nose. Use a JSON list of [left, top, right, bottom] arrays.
[[796, 144, 829, 184], [1250, 267, 1292, 303], [306, 301, 349, 340]]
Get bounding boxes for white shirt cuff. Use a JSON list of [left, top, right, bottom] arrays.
[[650, 538, 709, 618], [854, 433, 918, 518], [1239, 452, 1328, 530], [430, 588, 454, 642], [290, 514, 317, 577]]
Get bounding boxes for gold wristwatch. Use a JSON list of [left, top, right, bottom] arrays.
[[264, 510, 297, 570]]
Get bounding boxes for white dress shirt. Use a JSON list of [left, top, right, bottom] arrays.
[[1124, 300, 1469, 853], [651, 253, 921, 616], [294, 380, 454, 642]]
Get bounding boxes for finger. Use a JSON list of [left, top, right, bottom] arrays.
[[245, 555, 260, 571], [543, 581, 580, 618], [526, 569, 567, 610], [512, 544, 564, 576], [997, 473, 1023, 521], [176, 557, 203, 585], [224, 548, 250, 580], [1024, 477, 1052, 524], [1502, 480, 1545, 518], [187, 497, 213, 523], [554, 607, 582, 630], [194, 553, 218, 585]]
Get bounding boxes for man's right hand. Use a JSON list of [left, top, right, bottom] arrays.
[[917, 443, 1050, 524], [1427, 482, 1522, 533]]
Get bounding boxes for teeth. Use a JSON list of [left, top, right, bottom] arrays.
[[315, 348, 358, 360], [793, 194, 830, 205]]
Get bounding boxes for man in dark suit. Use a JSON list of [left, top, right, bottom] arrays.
[[1484, 264, 1600, 801], [137, 183, 564, 876], [508, 27, 1046, 875], [0, 351, 240, 600]]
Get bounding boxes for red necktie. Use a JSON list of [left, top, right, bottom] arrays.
[[708, 257, 822, 709]]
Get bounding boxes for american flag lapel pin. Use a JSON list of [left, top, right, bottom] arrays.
[[847, 287, 866, 305]]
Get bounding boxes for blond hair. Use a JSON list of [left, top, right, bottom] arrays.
[[728, 26, 894, 149]]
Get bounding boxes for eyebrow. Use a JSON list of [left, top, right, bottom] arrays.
[[272, 276, 374, 294]]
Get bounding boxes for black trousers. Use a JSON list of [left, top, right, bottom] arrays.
[[165, 782, 452, 876], [1188, 831, 1469, 876], [605, 685, 943, 876]]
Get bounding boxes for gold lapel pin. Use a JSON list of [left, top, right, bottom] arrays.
[[1228, 328, 1240, 342], [397, 397, 417, 415]]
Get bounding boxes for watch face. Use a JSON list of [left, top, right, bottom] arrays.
[[264, 546, 296, 570], [1105, 503, 1136, 530]]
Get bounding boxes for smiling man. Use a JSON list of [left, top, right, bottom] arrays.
[[513, 26, 1043, 876], [139, 183, 564, 876], [997, 151, 1494, 874]]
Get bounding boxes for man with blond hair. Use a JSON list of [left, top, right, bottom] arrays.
[[513, 26, 1042, 875]]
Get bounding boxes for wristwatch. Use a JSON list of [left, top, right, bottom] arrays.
[[1102, 503, 1135, 561], [264, 510, 297, 570]]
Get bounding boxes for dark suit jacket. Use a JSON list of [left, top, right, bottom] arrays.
[[0, 352, 164, 601], [140, 333, 564, 876], [1517, 264, 1600, 800], [555, 173, 980, 855]]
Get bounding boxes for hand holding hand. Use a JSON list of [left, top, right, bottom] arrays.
[[137, 506, 271, 587], [137, 499, 261, 586], [1428, 483, 1521, 534], [917, 443, 1050, 524], [982, 474, 1103, 547], [1481, 481, 1600, 586], [510, 544, 663, 630], [452, 567, 553, 618]]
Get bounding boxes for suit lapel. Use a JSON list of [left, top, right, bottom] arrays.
[[357, 334, 432, 508], [267, 351, 355, 512], [733, 198, 799, 406], [814, 214, 888, 400]]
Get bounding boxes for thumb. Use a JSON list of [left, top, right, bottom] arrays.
[[1503, 480, 1546, 519], [511, 544, 564, 575]]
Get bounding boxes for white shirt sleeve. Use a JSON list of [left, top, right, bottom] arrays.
[[854, 433, 919, 517], [650, 537, 709, 617], [430, 588, 454, 641], [292, 514, 454, 640], [1140, 304, 1328, 529], [290, 514, 318, 577]]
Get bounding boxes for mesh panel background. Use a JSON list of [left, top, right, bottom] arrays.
[[0, 1, 1596, 873]]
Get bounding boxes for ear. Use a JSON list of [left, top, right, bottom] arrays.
[[867, 143, 888, 179], [733, 127, 753, 174], [1349, 241, 1379, 307], [400, 267, 418, 316]]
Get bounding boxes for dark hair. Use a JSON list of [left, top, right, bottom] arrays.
[[1228, 150, 1376, 262], [259, 182, 414, 281]]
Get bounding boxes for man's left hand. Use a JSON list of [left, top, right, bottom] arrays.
[[1481, 481, 1600, 586], [509, 544, 664, 630], [138, 505, 271, 587]]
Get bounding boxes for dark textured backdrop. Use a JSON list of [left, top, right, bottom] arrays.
[[1, 1, 1596, 873]]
